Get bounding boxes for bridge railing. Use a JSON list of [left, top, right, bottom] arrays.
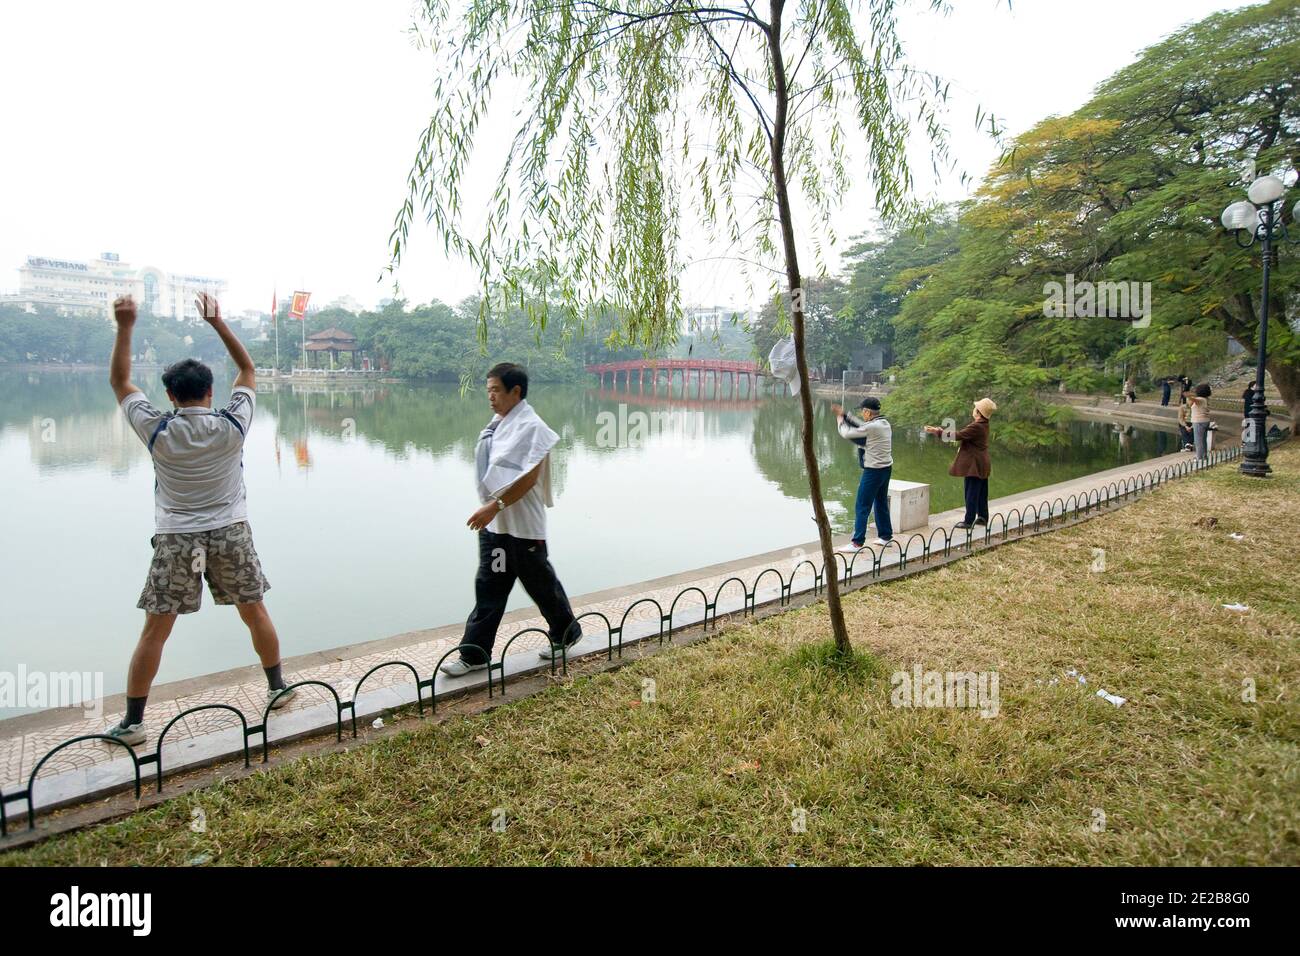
[[585, 358, 762, 373]]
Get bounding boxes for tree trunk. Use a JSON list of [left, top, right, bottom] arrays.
[[1217, 298, 1300, 430], [767, 0, 852, 655], [1268, 358, 1300, 431]]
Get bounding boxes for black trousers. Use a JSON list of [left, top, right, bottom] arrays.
[[963, 477, 989, 524], [461, 531, 579, 663]]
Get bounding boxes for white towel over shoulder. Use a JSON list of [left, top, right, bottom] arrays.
[[476, 399, 558, 507]]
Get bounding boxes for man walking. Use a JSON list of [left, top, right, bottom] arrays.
[[106, 293, 292, 745], [441, 363, 582, 676], [832, 396, 893, 550]]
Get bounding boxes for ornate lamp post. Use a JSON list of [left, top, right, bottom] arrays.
[[1220, 175, 1299, 477]]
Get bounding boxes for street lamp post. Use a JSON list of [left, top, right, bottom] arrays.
[[1220, 175, 1299, 477]]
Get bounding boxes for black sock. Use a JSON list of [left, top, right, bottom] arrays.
[[264, 663, 284, 690], [122, 696, 147, 727]]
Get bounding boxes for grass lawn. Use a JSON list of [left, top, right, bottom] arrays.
[[7, 446, 1299, 866]]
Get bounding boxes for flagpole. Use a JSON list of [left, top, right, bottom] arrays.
[[273, 287, 280, 375], [300, 278, 307, 371]]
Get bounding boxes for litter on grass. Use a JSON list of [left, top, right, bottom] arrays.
[[1222, 603, 1250, 613], [1043, 668, 1125, 705], [372, 717, 385, 729]]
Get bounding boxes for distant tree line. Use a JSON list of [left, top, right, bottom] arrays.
[[0, 294, 656, 383]]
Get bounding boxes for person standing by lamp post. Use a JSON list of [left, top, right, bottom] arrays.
[[1220, 173, 1300, 476], [1190, 383, 1213, 461]]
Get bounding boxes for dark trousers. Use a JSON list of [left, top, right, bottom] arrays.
[[963, 477, 989, 524], [461, 531, 578, 663], [852, 464, 893, 543]]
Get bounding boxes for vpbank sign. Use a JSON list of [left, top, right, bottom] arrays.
[[1043, 274, 1151, 328], [49, 886, 151, 936]]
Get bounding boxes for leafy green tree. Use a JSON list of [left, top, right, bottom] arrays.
[[1090, 0, 1300, 420], [391, 0, 970, 653], [891, 0, 1300, 429], [840, 209, 961, 366], [899, 0, 1294, 426]]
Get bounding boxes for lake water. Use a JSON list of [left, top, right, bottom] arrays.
[[0, 369, 1177, 714]]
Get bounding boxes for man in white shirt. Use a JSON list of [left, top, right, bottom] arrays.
[[440, 363, 582, 676], [832, 396, 894, 549], [105, 293, 293, 746]]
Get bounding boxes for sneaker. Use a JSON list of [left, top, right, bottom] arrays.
[[954, 521, 974, 530], [837, 542, 865, 553], [439, 657, 489, 677], [538, 622, 584, 660], [872, 537, 892, 546], [104, 721, 146, 747], [267, 685, 297, 709]]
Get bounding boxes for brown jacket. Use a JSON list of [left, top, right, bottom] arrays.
[[948, 418, 991, 479]]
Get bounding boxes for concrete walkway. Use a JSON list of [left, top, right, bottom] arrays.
[[0, 436, 1241, 829], [1053, 392, 1291, 429]]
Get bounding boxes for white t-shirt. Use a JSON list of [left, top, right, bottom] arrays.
[[487, 456, 550, 540], [475, 409, 551, 541], [121, 387, 255, 533]]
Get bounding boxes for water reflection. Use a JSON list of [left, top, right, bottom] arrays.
[[2, 371, 1178, 518], [1, 369, 1176, 707]]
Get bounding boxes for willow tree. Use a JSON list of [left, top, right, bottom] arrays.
[[392, 0, 963, 654]]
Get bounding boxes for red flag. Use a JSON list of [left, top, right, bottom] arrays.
[[271, 289, 277, 326], [289, 291, 311, 320]]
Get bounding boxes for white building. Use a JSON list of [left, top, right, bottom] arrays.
[[325, 294, 367, 314], [680, 304, 756, 335], [232, 309, 267, 333], [1, 252, 225, 319]]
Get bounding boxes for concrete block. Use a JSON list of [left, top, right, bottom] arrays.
[[883, 479, 930, 533]]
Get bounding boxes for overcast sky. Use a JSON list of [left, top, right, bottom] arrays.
[[0, 0, 1261, 314]]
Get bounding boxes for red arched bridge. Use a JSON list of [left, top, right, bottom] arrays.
[[586, 358, 773, 398]]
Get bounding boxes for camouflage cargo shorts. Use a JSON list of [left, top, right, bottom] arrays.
[[137, 521, 271, 615]]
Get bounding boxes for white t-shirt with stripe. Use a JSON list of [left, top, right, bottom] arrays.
[[121, 386, 255, 533]]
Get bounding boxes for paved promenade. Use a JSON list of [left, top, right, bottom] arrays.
[[0, 434, 1241, 826]]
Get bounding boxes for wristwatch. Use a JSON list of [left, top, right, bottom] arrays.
[[493, 496, 505, 511]]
